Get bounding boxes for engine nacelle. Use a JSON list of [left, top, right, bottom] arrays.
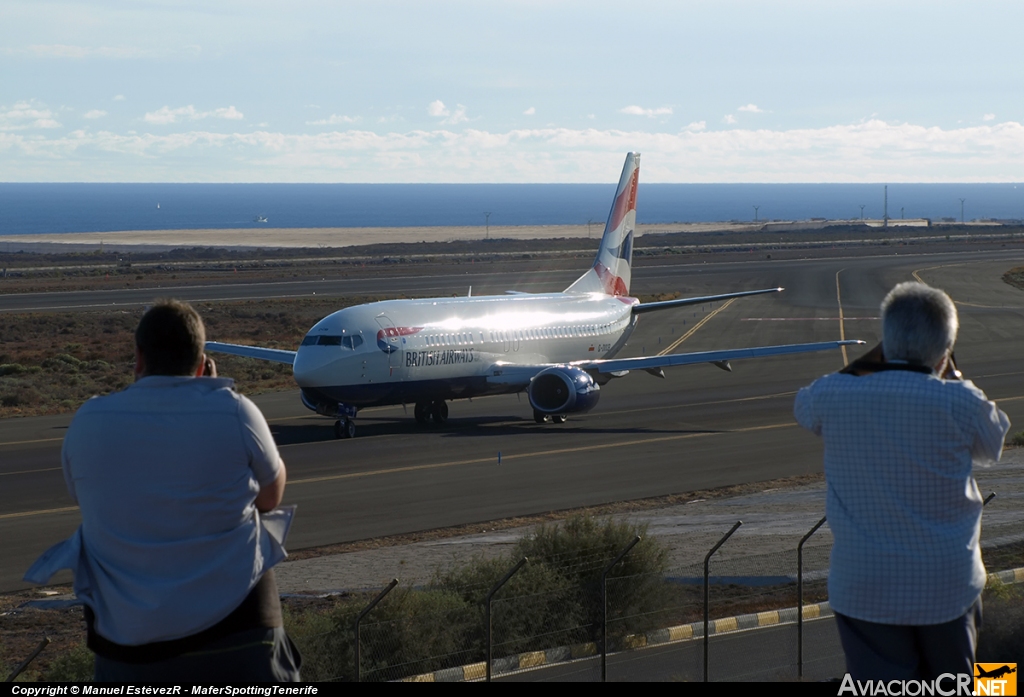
[[528, 366, 601, 415]]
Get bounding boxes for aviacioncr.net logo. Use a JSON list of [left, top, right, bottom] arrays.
[[838, 673, 974, 696]]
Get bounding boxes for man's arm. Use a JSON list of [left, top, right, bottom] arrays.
[[237, 395, 287, 510], [971, 393, 1011, 465], [254, 462, 286, 512], [794, 381, 822, 436]]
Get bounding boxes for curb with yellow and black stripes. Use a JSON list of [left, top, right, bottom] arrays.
[[403, 566, 1024, 682]]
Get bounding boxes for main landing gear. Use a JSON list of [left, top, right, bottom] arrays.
[[334, 418, 356, 439], [414, 400, 449, 425], [533, 409, 567, 424]]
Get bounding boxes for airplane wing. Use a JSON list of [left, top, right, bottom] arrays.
[[577, 340, 864, 374], [633, 287, 783, 314], [205, 341, 296, 365], [485, 340, 863, 387]]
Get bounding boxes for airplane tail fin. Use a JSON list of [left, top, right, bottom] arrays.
[[565, 152, 639, 296]]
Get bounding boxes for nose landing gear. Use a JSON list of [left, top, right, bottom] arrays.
[[334, 418, 356, 439]]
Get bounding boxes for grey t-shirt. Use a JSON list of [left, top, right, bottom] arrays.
[[58, 376, 284, 645]]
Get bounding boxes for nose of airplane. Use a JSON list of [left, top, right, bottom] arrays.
[[292, 345, 332, 388]]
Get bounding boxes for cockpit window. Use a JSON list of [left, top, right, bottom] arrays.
[[300, 334, 363, 349]]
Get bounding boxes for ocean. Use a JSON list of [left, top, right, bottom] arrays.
[[0, 183, 1022, 235]]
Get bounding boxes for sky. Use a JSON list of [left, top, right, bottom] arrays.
[[2, 1, 1022, 183]]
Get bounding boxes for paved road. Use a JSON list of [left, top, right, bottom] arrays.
[[3, 247, 1024, 592], [496, 616, 844, 682]]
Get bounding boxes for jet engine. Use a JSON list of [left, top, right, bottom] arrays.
[[528, 366, 601, 415]]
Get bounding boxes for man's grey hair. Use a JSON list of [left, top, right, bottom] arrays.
[[881, 282, 958, 368]]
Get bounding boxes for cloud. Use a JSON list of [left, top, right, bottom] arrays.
[[308, 114, 358, 126], [983, 113, 995, 121], [3, 120, 1023, 183], [84, 110, 107, 119], [113, 95, 126, 102], [427, 100, 469, 125], [724, 114, 737, 124], [738, 104, 763, 113], [620, 105, 673, 117], [143, 105, 244, 125], [523, 107, 536, 116], [0, 101, 62, 130], [683, 121, 706, 132], [213, 106, 244, 120]]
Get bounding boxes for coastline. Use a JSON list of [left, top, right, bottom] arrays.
[[0, 222, 761, 252]]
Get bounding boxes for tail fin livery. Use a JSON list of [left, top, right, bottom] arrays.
[[566, 152, 640, 296]]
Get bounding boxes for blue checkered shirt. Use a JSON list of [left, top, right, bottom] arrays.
[[794, 369, 1009, 625]]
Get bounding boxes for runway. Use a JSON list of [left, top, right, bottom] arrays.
[[3, 247, 1024, 592]]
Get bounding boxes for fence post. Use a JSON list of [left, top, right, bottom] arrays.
[[704, 520, 742, 683], [601, 534, 642, 682], [5, 637, 49, 683], [486, 557, 528, 683], [354, 578, 398, 683], [797, 516, 827, 679]]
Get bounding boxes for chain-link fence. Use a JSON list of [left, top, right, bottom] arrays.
[[287, 506, 1024, 683]]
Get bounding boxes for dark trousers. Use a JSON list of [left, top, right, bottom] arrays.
[[834, 598, 982, 681], [94, 627, 301, 682]]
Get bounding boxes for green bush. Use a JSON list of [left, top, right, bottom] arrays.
[[1007, 430, 1024, 447], [43, 642, 94, 682], [288, 515, 670, 681]]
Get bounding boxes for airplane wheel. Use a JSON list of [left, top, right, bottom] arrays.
[[431, 400, 449, 425], [414, 402, 430, 425], [533, 409, 548, 424], [551, 414, 568, 424], [335, 419, 356, 439]]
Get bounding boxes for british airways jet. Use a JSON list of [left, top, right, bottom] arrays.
[[207, 153, 860, 438]]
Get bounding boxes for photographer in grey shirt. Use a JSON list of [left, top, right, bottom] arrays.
[[794, 282, 1008, 680], [27, 299, 300, 681]]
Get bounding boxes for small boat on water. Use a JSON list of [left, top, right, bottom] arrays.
[[156, 203, 160, 209], [253, 215, 268, 223]]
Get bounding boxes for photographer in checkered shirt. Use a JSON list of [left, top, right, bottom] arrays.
[[794, 281, 1009, 681]]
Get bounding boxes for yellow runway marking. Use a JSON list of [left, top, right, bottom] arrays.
[[289, 422, 797, 486], [0, 506, 78, 521], [0, 437, 64, 447], [0, 467, 61, 477], [912, 263, 1024, 309], [657, 298, 737, 356], [836, 269, 849, 366]]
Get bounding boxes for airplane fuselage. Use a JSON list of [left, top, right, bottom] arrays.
[[294, 291, 639, 410]]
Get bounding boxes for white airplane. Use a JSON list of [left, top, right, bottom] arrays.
[[207, 153, 861, 438]]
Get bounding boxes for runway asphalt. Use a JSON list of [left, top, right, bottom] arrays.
[[3, 247, 1024, 592]]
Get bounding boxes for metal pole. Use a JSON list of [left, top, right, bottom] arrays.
[[983, 492, 996, 506], [354, 578, 398, 683], [959, 198, 966, 223], [797, 516, 827, 679], [601, 535, 642, 682], [704, 520, 742, 682], [486, 557, 528, 682], [5, 637, 49, 682]]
